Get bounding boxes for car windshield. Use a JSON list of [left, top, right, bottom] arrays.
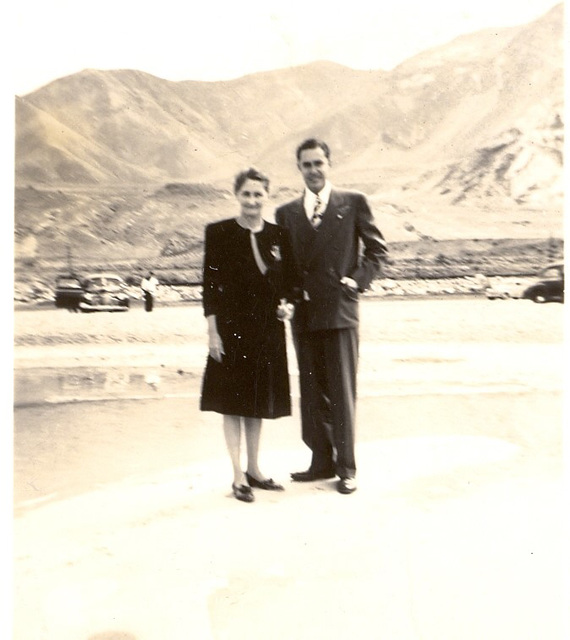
[[85, 277, 124, 291], [57, 278, 81, 288], [539, 266, 563, 279]]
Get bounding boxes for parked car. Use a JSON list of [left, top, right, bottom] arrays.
[[521, 262, 564, 303], [79, 273, 130, 312], [484, 277, 530, 300], [54, 274, 83, 311]]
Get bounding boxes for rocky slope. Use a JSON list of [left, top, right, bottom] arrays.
[[13, 4, 564, 281]]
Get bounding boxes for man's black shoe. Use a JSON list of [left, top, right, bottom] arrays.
[[290, 468, 336, 482], [337, 478, 357, 494]]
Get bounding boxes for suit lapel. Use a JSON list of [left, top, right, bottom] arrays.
[[306, 190, 346, 269], [289, 198, 316, 267]]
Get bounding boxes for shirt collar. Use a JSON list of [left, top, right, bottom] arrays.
[[303, 180, 332, 213]]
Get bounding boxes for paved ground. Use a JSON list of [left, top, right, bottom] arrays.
[[11, 299, 566, 639]]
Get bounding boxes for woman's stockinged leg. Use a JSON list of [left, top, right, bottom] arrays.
[[243, 417, 285, 491], [244, 417, 264, 480], [223, 414, 247, 486]]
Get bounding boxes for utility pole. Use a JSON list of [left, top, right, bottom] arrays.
[[67, 244, 74, 274]]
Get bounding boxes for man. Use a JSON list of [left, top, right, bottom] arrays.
[[140, 271, 159, 312], [275, 138, 387, 494]]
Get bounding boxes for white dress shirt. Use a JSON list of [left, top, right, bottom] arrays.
[[303, 180, 332, 221]]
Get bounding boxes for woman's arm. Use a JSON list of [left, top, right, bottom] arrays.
[[203, 224, 225, 361], [206, 314, 224, 362], [202, 224, 223, 317]]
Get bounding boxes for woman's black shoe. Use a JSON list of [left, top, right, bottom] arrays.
[[245, 472, 285, 491], [232, 483, 255, 502]]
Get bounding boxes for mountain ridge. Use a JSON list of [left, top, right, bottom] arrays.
[[14, 4, 564, 269], [16, 4, 563, 192]]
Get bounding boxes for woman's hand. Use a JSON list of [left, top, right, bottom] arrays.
[[208, 330, 225, 362], [206, 315, 225, 362]]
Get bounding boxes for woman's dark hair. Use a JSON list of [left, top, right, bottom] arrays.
[[234, 167, 270, 194], [295, 138, 331, 161]]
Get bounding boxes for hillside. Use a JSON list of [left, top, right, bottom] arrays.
[[16, 6, 563, 187], [13, 4, 564, 284]]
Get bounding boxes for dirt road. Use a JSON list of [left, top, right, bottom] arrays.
[[14, 296, 563, 349]]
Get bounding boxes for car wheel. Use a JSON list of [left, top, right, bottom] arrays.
[[532, 292, 547, 303]]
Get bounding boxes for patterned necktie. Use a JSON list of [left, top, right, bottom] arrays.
[[311, 196, 323, 228]]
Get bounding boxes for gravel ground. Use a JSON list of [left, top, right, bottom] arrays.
[[14, 296, 564, 348]]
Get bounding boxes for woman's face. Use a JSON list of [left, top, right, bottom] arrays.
[[236, 179, 268, 217]]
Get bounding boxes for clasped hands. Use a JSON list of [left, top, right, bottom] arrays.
[[277, 299, 295, 322]]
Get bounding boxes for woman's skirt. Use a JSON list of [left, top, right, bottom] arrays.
[[200, 314, 291, 419]]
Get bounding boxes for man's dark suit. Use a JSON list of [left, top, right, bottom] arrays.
[[276, 187, 387, 478]]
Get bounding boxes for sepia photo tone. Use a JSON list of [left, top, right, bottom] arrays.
[[12, 1, 564, 638]]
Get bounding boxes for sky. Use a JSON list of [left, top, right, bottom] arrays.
[[12, 0, 561, 96]]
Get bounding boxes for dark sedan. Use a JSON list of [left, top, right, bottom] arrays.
[[79, 273, 130, 312], [522, 262, 564, 303], [54, 274, 83, 311]]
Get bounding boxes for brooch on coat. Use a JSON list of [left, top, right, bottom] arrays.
[[270, 244, 282, 261]]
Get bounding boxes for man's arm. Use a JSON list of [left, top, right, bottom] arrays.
[[351, 193, 388, 292]]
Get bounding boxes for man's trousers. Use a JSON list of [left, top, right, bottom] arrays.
[[293, 327, 358, 479]]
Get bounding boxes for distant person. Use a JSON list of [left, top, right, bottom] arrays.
[[200, 167, 299, 503], [275, 138, 388, 494], [140, 272, 159, 312]]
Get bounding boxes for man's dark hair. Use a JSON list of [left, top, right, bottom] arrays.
[[234, 167, 270, 194], [296, 138, 331, 161]]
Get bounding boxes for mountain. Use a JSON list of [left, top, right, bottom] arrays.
[[14, 5, 564, 268], [14, 60, 382, 186], [16, 5, 563, 191]]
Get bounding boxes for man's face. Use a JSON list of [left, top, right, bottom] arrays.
[[297, 147, 330, 194]]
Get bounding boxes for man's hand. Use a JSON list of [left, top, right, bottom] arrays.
[[340, 276, 358, 291]]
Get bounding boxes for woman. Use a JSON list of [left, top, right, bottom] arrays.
[[200, 168, 298, 503]]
